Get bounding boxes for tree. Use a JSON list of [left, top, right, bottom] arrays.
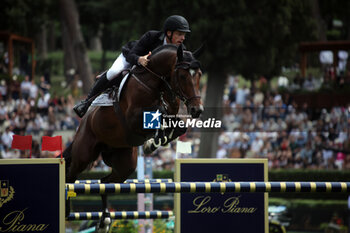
[[318, 0, 350, 40], [185, 0, 316, 157], [189, 0, 249, 158], [59, 0, 93, 94], [108, 0, 316, 158]]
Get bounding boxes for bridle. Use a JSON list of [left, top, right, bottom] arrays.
[[137, 60, 201, 106], [173, 61, 202, 106]]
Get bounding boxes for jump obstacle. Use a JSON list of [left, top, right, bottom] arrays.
[[74, 179, 173, 184], [2, 159, 349, 233], [67, 179, 174, 221], [67, 210, 173, 221], [66, 181, 350, 195]]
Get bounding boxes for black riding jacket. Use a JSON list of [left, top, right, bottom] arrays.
[[122, 30, 165, 66]]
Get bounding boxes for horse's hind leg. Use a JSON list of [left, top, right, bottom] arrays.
[[101, 147, 138, 183], [96, 147, 137, 232], [65, 137, 101, 217], [99, 147, 138, 213], [66, 134, 101, 183], [62, 142, 73, 177]]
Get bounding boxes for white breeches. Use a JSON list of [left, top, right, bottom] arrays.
[[106, 53, 131, 81]]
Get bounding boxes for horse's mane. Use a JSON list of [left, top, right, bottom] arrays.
[[151, 44, 178, 57], [149, 44, 201, 69]]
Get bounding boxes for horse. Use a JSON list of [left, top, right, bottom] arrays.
[[63, 44, 203, 231]]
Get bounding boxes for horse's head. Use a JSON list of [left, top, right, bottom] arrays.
[[147, 44, 203, 118], [172, 45, 204, 118]]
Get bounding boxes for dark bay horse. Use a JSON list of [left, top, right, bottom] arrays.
[[64, 44, 203, 185], [64, 44, 203, 231]]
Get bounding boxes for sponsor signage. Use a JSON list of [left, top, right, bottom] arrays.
[[0, 159, 65, 233], [175, 159, 268, 233]]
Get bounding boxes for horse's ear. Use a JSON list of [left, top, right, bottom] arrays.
[[193, 43, 205, 58], [177, 44, 183, 62]]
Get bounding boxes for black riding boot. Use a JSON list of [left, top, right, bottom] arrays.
[[73, 72, 109, 117]]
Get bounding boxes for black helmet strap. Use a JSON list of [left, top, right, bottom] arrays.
[[166, 31, 173, 43]]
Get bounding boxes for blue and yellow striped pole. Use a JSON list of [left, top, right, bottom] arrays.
[[66, 182, 350, 195], [66, 210, 173, 221], [74, 179, 173, 184]]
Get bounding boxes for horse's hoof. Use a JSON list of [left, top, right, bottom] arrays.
[[96, 225, 110, 233], [96, 217, 111, 233], [143, 138, 155, 154], [104, 217, 111, 225]]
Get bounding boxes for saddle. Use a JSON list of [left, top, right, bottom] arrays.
[[91, 70, 130, 107]]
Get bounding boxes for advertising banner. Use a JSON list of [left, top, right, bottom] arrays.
[[0, 159, 65, 233], [175, 159, 268, 233]]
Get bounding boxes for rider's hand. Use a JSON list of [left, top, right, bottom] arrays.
[[138, 52, 151, 67]]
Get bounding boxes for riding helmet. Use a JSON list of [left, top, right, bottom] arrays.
[[163, 15, 191, 33]]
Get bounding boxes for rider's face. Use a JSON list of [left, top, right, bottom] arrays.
[[167, 31, 186, 45]]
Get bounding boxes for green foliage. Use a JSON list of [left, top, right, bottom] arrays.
[[110, 220, 139, 233], [73, 0, 318, 80], [1, 0, 349, 81], [0, 73, 11, 82], [42, 51, 118, 76], [153, 219, 173, 233], [319, 0, 350, 40], [0, 0, 58, 37], [281, 198, 347, 230], [153, 170, 174, 179], [108, 219, 172, 233], [270, 198, 348, 230], [3, 0, 346, 82], [46, 51, 65, 76]]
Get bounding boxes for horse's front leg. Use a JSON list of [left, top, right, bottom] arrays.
[[95, 194, 111, 233], [143, 127, 165, 154], [143, 117, 187, 154]]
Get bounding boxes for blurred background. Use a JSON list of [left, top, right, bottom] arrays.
[[0, 0, 350, 232]]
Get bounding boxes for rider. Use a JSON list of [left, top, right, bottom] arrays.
[[73, 15, 191, 118]]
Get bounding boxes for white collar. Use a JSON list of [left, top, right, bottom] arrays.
[[163, 37, 168, 45]]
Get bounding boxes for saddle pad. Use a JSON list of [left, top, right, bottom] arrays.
[[91, 93, 113, 106], [90, 73, 130, 107]]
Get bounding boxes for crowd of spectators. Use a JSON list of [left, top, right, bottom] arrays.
[[218, 87, 350, 170], [0, 74, 79, 159], [1, 68, 350, 172], [152, 73, 350, 171]]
